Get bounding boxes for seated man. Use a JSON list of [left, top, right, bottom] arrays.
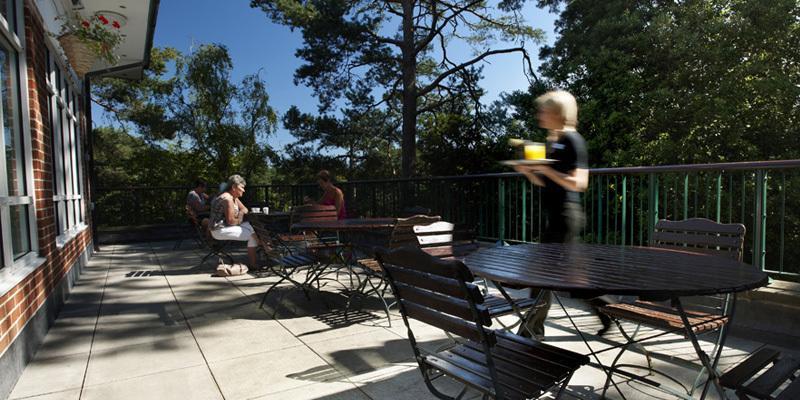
[[187, 179, 210, 219]]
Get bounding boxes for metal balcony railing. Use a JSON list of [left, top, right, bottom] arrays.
[[95, 160, 800, 279]]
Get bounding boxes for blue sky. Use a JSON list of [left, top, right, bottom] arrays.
[[95, 0, 558, 149]]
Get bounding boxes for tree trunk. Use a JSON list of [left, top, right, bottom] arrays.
[[400, 0, 417, 178]]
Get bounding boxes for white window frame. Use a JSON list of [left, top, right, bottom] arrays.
[[0, 0, 45, 288], [45, 44, 86, 248]]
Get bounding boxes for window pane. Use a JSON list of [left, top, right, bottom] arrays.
[[70, 121, 77, 194], [48, 96, 59, 195], [0, 0, 14, 34], [10, 204, 30, 259], [59, 104, 69, 193], [1, 43, 24, 196], [57, 201, 65, 233]]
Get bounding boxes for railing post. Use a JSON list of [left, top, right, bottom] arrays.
[[596, 178, 603, 244], [621, 176, 627, 246], [715, 173, 722, 222], [753, 170, 767, 270], [647, 173, 659, 245], [498, 178, 506, 242], [521, 178, 527, 242], [779, 173, 785, 274], [683, 173, 689, 220]]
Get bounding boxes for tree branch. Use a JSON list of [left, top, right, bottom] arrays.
[[415, 0, 483, 54], [365, 29, 403, 47], [419, 46, 526, 97]]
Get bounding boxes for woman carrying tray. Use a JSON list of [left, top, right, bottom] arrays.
[[513, 90, 611, 339]]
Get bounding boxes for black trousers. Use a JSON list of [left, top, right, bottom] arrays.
[[521, 203, 613, 338], [521, 203, 583, 337]]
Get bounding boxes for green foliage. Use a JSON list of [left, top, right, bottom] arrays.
[[93, 45, 278, 185], [535, 0, 800, 166], [93, 126, 204, 187], [251, 0, 545, 176], [276, 84, 399, 182]]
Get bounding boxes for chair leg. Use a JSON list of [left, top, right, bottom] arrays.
[[554, 371, 574, 399], [601, 321, 648, 399], [260, 276, 287, 309], [420, 364, 465, 400], [200, 249, 214, 265]]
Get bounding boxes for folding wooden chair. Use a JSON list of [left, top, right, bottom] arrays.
[[185, 205, 234, 265], [353, 215, 442, 324], [720, 347, 800, 399], [252, 220, 325, 307], [377, 246, 588, 400], [598, 218, 747, 398], [413, 221, 539, 333], [256, 204, 349, 307]]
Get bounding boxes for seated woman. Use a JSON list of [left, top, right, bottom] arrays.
[[209, 174, 258, 268], [304, 170, 346, 219], [186, 179, 211, 219]]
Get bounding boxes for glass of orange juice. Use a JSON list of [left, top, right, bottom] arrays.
[[524, 142, 546, 160]]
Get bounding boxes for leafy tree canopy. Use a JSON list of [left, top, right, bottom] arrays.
[[92, 44, 278, 185], [533, 0, 800, 166], [251, 0, 544, 176]]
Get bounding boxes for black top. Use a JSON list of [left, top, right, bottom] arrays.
[[541, 130, 587, 210], [463, 243, 768, 298]]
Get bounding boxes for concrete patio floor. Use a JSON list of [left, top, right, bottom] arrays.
[[6, 241, 789, 400]]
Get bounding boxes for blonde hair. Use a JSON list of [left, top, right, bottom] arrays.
[[536, 90, 578, 129]]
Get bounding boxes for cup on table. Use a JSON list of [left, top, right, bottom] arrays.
[[524, 142, 546, 160], [251, 207, 261, 213]]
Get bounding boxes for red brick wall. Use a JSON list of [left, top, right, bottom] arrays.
[[0, 2, 93, 355]]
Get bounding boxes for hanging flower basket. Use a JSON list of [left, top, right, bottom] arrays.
[[57, 33, 96, 77], [55, 13, 123, 77]]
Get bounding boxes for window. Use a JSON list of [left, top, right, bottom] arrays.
[[46, 49, 86, 246], [0, 0, 38, 270]]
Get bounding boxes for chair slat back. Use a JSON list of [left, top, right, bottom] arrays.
[[413, 221, 480, 260], [388, 215, 441, 248], [251, 219, 280, 257], [377, 247, 494, 345], [292, 204, 338, 224], [653, 218, 745, 261]]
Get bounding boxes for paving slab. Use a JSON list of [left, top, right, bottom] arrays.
[[9, 388, 81, 400], [6, 240, 773, 400], [308, 328, 415, 377], [8, 352, 89, 398], [84, 335, 207, 386], [249, 380, 369, 400], [189, 316, 304, 363], [208, 345, 341, 400], [81, 365, 223, 400]]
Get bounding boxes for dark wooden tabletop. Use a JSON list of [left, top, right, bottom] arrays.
[[463, 243, 769, 298], [291, 218, 397, 232], [246, 211, 290, 219]]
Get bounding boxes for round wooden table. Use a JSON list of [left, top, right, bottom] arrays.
[[246, 211, 292, 232], [463, 243, 767, 299], [290, 217, 396, 232], [463, 243, 769, 400]]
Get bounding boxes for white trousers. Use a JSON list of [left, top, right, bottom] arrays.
[[211, 222, 257, 247]]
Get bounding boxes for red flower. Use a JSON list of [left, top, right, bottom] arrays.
[[98, 15, 108, 24], [112, 20, 120, 29], [81, 21, 90, 28]]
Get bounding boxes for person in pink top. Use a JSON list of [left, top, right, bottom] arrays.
[[304, 170, 346, 219]]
